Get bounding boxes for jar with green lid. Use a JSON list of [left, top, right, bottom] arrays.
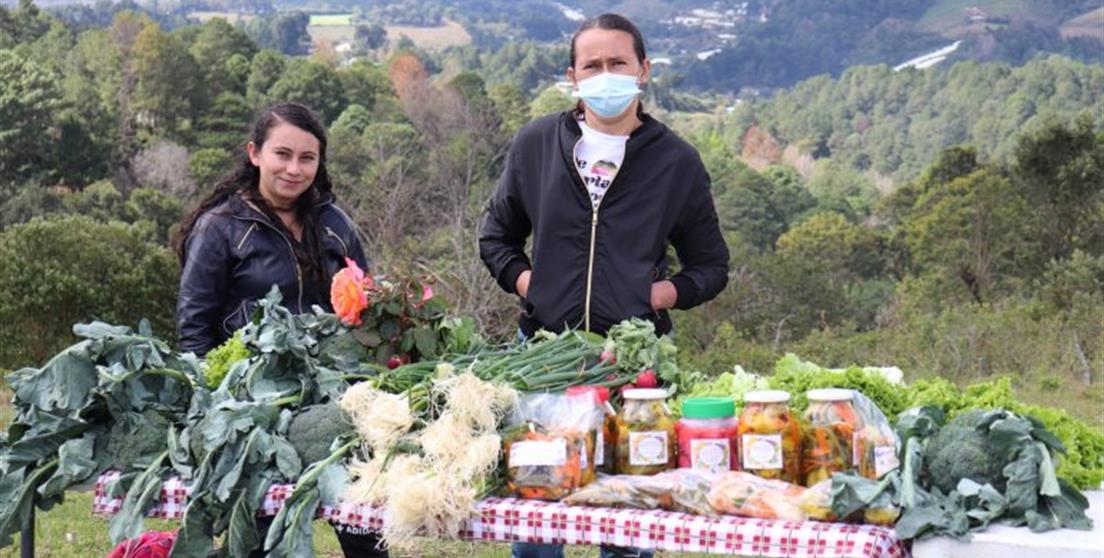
[[676, 397, 738, 473], [737, 390, 801, 483], [616, 388, 676, 475]]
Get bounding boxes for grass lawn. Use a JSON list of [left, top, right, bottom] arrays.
[[917, 0, 1031, 36], [308, 18, 472, 50], [0, 493, 715, 557], [310, 14, 355, 26], [1060, 7, 1104, 41], [186, 11, 256, 24]]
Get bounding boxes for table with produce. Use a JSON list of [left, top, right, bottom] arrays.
[[1, 264, 1100, 557]]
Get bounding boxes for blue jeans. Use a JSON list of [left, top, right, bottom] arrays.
[[511, 542, 653, 558]]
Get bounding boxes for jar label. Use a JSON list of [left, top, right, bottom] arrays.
[[595, 432, 605, 466], [874, 445, 899, 477], [690, 438, 731, 473], [741, 434, 783, 470], [578, 439, 588, 469], [629, 431, 668, 465], [510, 440, 566, 467]]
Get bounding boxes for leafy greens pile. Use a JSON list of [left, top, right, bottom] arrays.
[[831, 407, 1092, 540], [0, 321, 199, 548], [0, 289, 366, 557]]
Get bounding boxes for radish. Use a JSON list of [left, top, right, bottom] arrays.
[[634, 369, 658, 388]]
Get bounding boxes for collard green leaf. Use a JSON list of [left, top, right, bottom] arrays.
[[108, 451, 169, 543]]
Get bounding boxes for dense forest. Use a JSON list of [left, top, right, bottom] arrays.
[[0, 0, 1101, 423]]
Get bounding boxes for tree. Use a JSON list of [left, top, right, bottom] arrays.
[[338, 59, 391, 112], [195, 92, 253, 151], [246, 49, 285, 106], [904, 168, 1033, 302], [0, 49, 62, 183], [131, 22, 203, 137], [353, 23, 386, 53], [188, 18, 258, 97], [1013, 115, 1104, 263], [529, 85, 573, 120], [0, 215, 178, 367], [266, 59, 347, 124], [776, 212, 884, 280], [245, 11, 310, 56]]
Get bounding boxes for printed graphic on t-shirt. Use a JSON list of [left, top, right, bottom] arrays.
[[577, 157, 620, 206]]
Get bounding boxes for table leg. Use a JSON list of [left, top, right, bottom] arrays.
[[20, 506, 33, 558]]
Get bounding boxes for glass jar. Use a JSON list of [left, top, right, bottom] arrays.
[[616, 388, 676, 475], [738, 390, 801, 483], [801, 389, 862, 486], [566, 386, 616, 482], [677, 397, 739, 473]]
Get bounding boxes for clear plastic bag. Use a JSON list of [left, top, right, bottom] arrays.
[[563, 469, 717, 516], [707, 471, 809, 520], [849, 391, 900, 479], [503, 393, 603, 500]]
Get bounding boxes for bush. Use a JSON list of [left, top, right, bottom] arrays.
[[0, 216, 179, 368]]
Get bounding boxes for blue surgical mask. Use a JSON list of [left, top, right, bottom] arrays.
[[572, 72, 642, 118]]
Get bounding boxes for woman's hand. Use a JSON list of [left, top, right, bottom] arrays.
[[650, 280, 678, 312], [515, 270, 532, 298]]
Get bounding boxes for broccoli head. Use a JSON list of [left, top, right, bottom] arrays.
[[286, 403, 355, 466], [97, 410, 172, 471], [922, 410, 1006, 493]]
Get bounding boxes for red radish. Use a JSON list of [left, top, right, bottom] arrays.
[[599, 350, 617, 365], [635, 369, 658, 388], [387, 355, 403, 369], [605, 373, 619, 381]]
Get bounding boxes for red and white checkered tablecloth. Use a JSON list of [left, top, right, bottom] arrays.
[[92, 472, 909, 557]]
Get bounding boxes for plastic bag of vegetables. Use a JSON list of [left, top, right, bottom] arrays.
[[851, 391, 899, 479], [563, 470, 717, 516], [708, 471, 809, 521], [504, 394, 604, 500]]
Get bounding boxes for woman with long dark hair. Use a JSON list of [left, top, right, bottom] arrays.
[[174, 102, 385, 557], [480, 12, 730, 558], [175, 102, 368, 356]]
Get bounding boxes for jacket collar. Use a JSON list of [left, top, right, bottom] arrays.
[[558, 109, 666, 170], [224, 190, 335, 224]]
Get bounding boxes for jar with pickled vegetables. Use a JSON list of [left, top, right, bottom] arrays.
[[801, 389, 862, 486], [566, 386, 615, 483], [737, 390, 800, 483], [676, 397, 738, 473], [616, 388, 676, 475]]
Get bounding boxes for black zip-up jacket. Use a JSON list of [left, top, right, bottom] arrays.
[[176, 194, 368, 356], [479, 111, 729, 336]]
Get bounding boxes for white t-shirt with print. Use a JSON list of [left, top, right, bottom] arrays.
[[575, 121, 629, 209]]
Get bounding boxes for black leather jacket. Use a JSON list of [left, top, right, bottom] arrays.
[[176, 194, 368, 356]]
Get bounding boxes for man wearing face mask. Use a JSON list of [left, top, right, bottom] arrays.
[[480, 12, 729, 347]]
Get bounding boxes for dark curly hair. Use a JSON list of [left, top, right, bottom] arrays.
[[173, 102, 334, 287]]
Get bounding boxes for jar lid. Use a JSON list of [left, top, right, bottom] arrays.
[[807, 388, 854, 402], [566, 385, 611, 403], [744, 390, 791, 403], [681, 397, 736, 419], [622, 388, 667, 400]]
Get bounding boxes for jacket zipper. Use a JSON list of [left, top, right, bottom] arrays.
[[325, 226, 349, 257], [241, 210, 304, 312], [573, 135, 621, 333]]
